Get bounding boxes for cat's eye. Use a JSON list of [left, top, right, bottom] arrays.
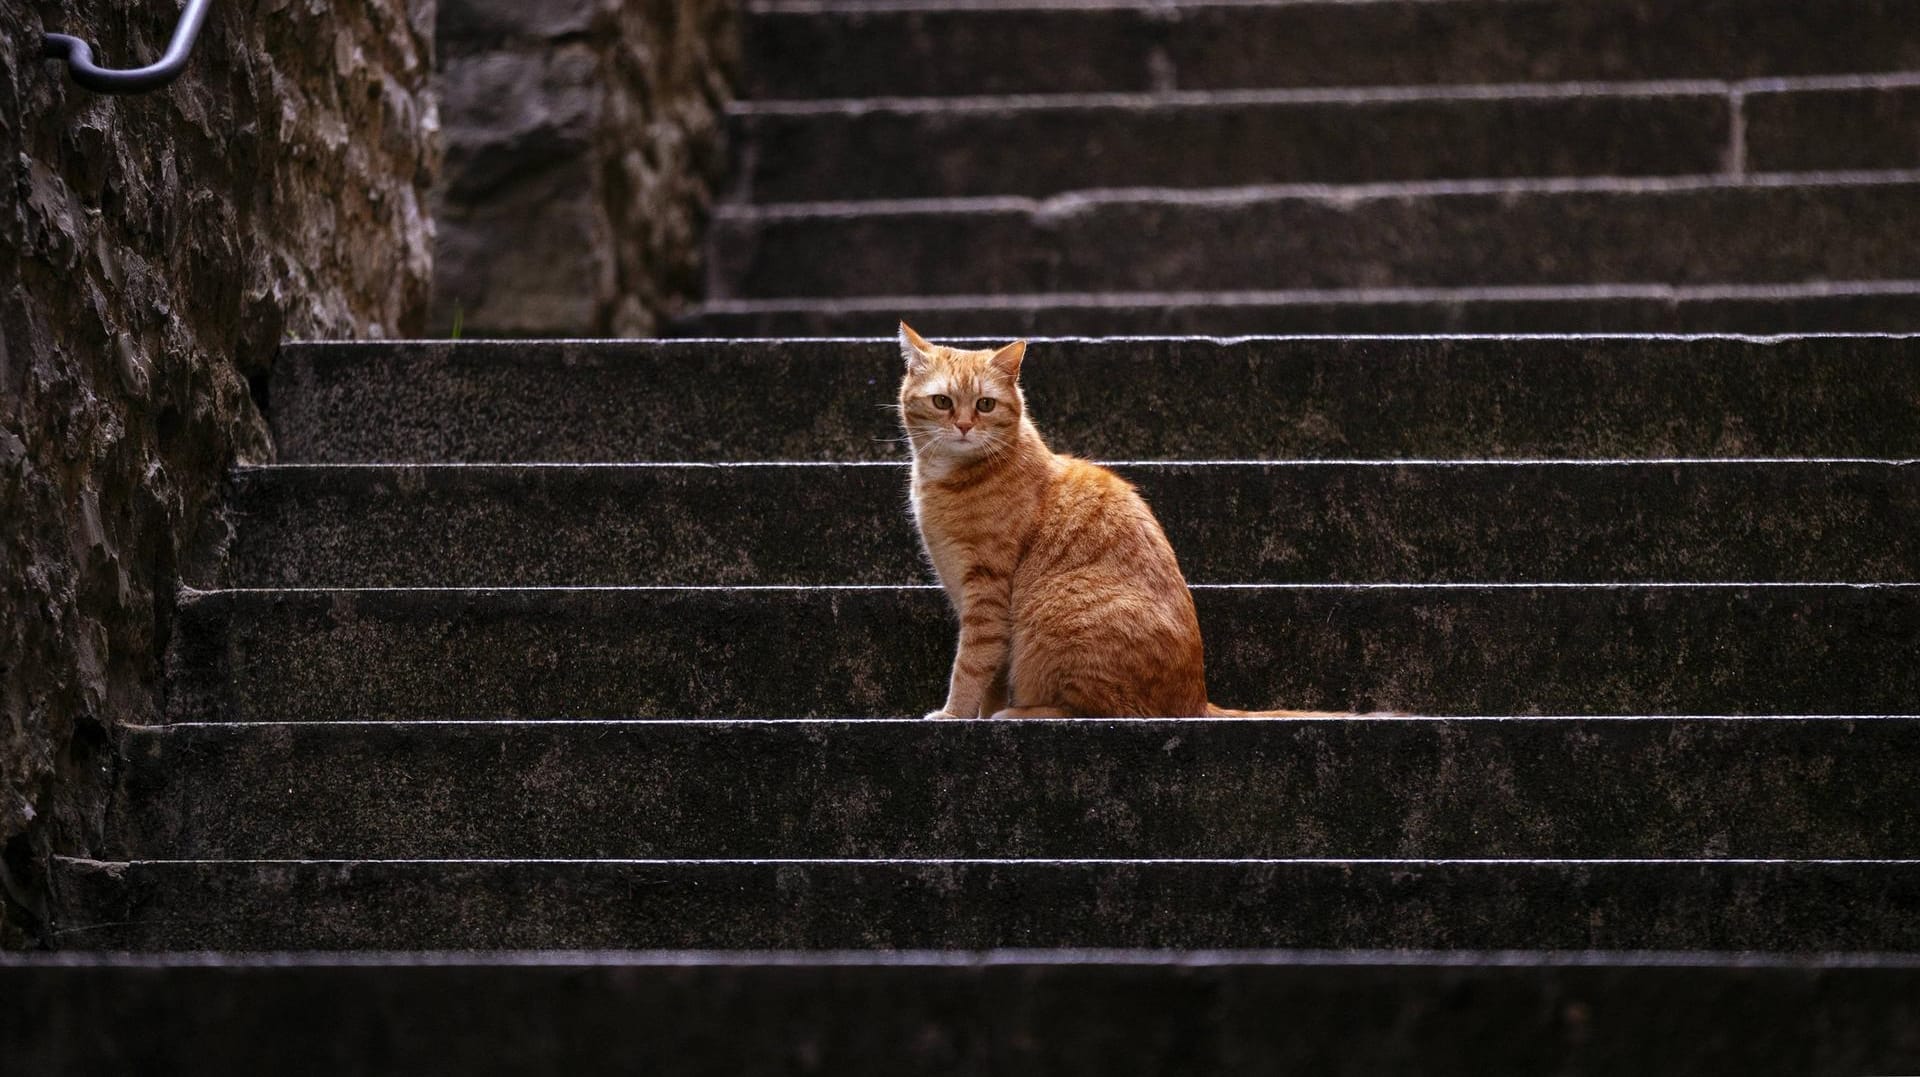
[[976, 398, 997, 413], [930, 394, 953, 410]]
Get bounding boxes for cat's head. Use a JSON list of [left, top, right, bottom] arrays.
[[897, 322, 1027, 461]]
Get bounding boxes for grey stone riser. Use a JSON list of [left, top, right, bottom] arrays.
[[10, 954, 1919, 1076], [741, 0, 1920, 101], [268, 337, 1920, 464], [164, 586, 1920, 720], [733, 92, 1733, 202], [708, 178, 1920, 300], [731, 84, 1920, 203], [227, 461, 1920, 588], [109, 718, 1920, 860], [1748, 84, 1920, 172], [47, 858, 1920, 952], [674, 284, 1920, 337]]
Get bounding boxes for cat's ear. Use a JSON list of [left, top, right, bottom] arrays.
[[900, 321, 936, 373], [989, 339, 1027, 379]]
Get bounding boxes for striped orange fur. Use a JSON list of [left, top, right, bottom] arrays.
[[899, 323, 1344, 719]]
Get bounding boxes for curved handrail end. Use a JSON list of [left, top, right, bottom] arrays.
[[41, 0, 214, 95]]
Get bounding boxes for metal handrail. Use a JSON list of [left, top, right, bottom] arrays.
[[43, 0, 214, 94]]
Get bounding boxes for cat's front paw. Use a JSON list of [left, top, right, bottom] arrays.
[[923, 708, 959, 720]]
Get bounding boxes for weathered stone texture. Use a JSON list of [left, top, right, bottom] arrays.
[[0, 0, 438, 945], [432, 0, 736, 336]]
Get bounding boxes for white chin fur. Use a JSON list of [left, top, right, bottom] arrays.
[[932, 437, 988, 457], [913, 434, 989, 473]]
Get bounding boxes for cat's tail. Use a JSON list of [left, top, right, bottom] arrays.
[[1204, 702, 1355, 718]]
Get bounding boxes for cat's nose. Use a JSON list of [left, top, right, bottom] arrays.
[[955, 420, 974, 433]]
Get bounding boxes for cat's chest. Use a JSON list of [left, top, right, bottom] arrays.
[[911, 487, 1015, 591], [912, 500, 977, 581]]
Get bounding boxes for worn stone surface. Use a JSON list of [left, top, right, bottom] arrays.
[[1747, 85, 1920, 172], [46, 857, 1920, 951], [268, 338, 1920, 463], [110, 718, 1920, 859], [742, 0, 1920, 100], [710, 179, 1920, 299], [736, 92, 1731, 202], [164, 585, 1920, 720], [432, 0, 737, 335], [677, 288, 1920, 337], [6, 952, 1920, 1074], [719, 0, 1920, 336], [226, 461, 1920, 587], [0, 0, 437, 946]]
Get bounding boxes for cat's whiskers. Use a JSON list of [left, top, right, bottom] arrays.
[[919, 427, 959, 458], [976, 430, 1012, 466]]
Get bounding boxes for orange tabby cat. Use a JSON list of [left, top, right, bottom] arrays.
[[899, 322, 1344, 719]]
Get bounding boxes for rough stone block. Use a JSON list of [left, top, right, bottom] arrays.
[[431, 0, 738, 335]]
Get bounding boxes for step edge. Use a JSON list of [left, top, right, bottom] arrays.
[[713, 168, 1920, 220], [732, 71, 1920, 117], [277, 329, 1920, 350], [178, 582, 1920, 598], [56, 855, 1920, 867], [731, 76, 1740, 117], [13, 946, 1920, 970], [687, 279, 1920, 315], [124, 714, 1920, 730], [230, 457, 1920, 475]]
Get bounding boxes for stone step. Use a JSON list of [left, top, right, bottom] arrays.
[[48, 857, 1920, 952], [227, 461, 1920, 588], [708, 176, 1920, 300], [268, 337, 1920, 464], [732, 88, 1735, 203], [741, 0, 1920, 101], [1748, 83, 1920, 173], [10, 951, 1918, 1075], [165, 585, 1920, 720], [110, 718, 1920, 860], [676, 281, 1920, 337], [734, 81, 1920, 203]]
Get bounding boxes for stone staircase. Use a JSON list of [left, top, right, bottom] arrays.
[[11, 0, 1920, 1070], [684, 0, 1920, 336], [9, 335, 1918, 1069]]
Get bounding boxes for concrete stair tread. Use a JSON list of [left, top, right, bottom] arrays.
[[10, 950, 1918, 1074], [732, 86, 1735, 201], [166, 584, 1920, 720], [740, 0, 1920, 101], [677, 282, 1920, 336], [111, 717, 1920, 860], [269, 336, 1920, 463], [732, 75, 1920, 116], [731, 79, 1920, 202], [45, 857, 1920, 952], [226, 459, 1920, 587], [708, 173, 1920, 300]]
